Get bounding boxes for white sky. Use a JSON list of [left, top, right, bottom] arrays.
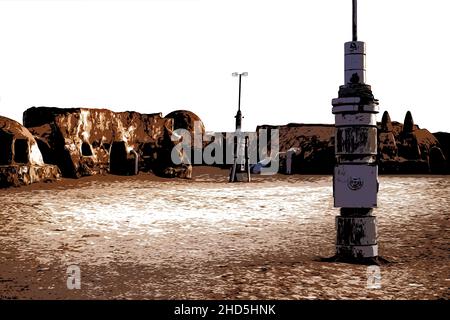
[[0, 0, 449, 133]]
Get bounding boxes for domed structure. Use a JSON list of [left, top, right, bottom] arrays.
[[165, 110, 205, 137], [0, 116, 44, 165], [0, 115, 60, 187], [164, 110, 205, 169]]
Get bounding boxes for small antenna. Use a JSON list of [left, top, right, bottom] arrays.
[[352, 0, 358, 41]]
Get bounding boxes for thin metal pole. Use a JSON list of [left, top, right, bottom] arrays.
[[230, 136, 238, 182], [235, 74, 243, 131], [352, 0, 358, 42], [245, 136, 251, 182], [238, 74, 242, 111]]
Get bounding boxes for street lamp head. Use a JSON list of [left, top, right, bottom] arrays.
[[241, 72, 248, 77], [232, 72, 248, 77], [232, 72, 239, 77]]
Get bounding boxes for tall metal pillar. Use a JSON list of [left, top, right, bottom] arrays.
[[332, 0, 380, 261]]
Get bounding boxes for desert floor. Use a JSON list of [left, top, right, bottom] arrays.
[[0, 167, 449, 299]]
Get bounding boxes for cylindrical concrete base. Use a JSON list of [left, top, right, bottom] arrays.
[[335, 214, 378, 259], [336, 244, 378, 259]]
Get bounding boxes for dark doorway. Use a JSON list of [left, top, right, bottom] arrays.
[[110, 141, 128, 175], [0, 133, 13, 165], [35, 139, 53, 165], [81, 142, 93, 156], [142, 142, 153, 158], [14, 139, 29, 164]]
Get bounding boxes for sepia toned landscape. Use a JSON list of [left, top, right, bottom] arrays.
[[0, 0, 449, 305], [0, 167, 448, 299], [0, 102, 448, 301]]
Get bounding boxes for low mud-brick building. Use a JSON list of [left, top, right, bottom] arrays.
[[0, 116, 60, 187], [23, 107, 197, 179]]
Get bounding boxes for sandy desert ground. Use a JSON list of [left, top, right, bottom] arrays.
[[0, 167, 449, 299]]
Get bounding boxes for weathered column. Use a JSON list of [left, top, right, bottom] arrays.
[[331, 0, 380, 261]]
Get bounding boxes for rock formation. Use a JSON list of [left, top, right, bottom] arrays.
[[378, 111, 439, 173], [23, 107, 194, 179], [397, 111, 421, 161], [380, 110, 394, 132], [0, 116, 60, 187], [429, 146, 447, 174], [432, 132, 450, 174], [379, 111, 442, 173], [256, 124, 335, 174], [258, 111, 447, 174], [377, 111, 444, 173], [403, 111, 415, 134], [378, 111, 398, 161], [0, 106, 447, 187]]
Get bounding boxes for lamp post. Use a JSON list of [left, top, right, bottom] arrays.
[[229, 72, 251, 182], [331, 0, 380, 262], [232, 72, 248, 131]]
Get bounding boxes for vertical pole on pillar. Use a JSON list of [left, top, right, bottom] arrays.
[[352, 0, 358, 42], [331, 0, 380, 262]]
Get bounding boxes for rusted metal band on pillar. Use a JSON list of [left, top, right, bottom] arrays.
[[335, 216, 378, 245], [336, 127, 378, 155]]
